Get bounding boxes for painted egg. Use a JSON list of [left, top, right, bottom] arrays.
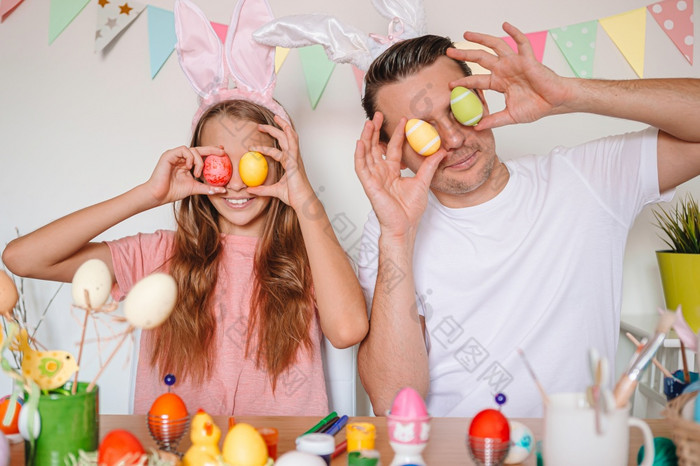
[[468, 409, 510, 441], [275, 451, 327, 466], [124, 273, 177, 329], [149, 393, 188, 419], [71, 259, 112, 308], [98, 429, 146, 466], [504, 420, 534, 464], [239, 151, 268, 187], [405, 119, 441, 156], [0, 396, 22, 435], [450, 86, 483, 126], [17, 404, 40, 441], [222, 422, 269, 466], [0, 271, 18, 318], [203, 154, 233, 187], [390, 386, 429, 419]]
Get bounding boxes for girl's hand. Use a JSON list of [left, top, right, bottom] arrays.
[[145, 145, 227, 205], [355, 112, 445, 239], [246, 115, 316, 209], [446, 22, 573, 131]]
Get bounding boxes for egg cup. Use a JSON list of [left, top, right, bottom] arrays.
[[467, 435, 510, 466], [147, 412, 190, 456]]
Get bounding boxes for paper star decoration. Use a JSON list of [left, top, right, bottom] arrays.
[[94, 0, 145, 52], [119, 3, 133, 15]]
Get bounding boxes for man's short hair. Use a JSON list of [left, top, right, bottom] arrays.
[[362, 35, 473, 141]]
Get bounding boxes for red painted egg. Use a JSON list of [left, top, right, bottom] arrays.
[[98, 429, 145, 465], [203, 154, 232, 186], [468, 409, 510, 441]]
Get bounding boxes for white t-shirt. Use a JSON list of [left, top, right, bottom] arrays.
[[357, 127, 673, 417]]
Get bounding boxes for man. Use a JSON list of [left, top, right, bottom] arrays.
[[354, 23, 700, 417]]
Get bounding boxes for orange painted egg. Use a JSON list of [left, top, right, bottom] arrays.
[[149, 393, 188, 419], [405, 119, 441, 156]]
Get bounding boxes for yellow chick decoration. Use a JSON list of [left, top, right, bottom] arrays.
[[183, 409, 222, 466], [15, 329, 79, 391], [222, 423, 272, 466]]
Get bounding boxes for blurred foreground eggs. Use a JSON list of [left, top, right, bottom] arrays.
[[222, 423, 269, 466], [504, 420, 533, 464], [71, 259, 112, 308]]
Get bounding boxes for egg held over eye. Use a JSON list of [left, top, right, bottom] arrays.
[[203, 154, 233, 187], [450, 86, 483, 126], [239, 151, 269, 187], [405, 119, 441, 156]]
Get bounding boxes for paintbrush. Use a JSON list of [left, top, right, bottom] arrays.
[[517, 348, 549, 405], [613, 311, 675, 408], [624, 332, 682, 382]]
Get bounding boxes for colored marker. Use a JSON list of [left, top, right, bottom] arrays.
[[326, 414, 349, 437], [318, 415, 340, 433], [331, 440, 348, 459], [303, 411, 337, 435]]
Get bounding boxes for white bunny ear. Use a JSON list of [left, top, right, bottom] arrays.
[[371, 0, 426, 36], [174, 0, 225, 97], [225, 0, 276, 94], [255, 15, 374, 71]]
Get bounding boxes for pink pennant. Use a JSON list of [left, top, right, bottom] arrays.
[[1, 0, 24, 22], [351, 65, 365, 95], [210, 21, 228, 45], [501, 30, 548, 63], [648, 0, 694, 64]]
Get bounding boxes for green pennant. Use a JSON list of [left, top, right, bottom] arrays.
[[550, 20, 598, 79], [49, 0, 90, 44], [298, 45, 336, 110]]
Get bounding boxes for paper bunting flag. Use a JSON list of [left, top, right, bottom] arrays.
[[351, 65, 365, 95], [0, 0, 24, 22], [147, 5, 175, 79], [95, 1, 146, 52], [648, 0, 694, 64], [299, 45, 336, 109], [275, 47, 290, 73], [550, 20, 598, 78], [211, 21, 228, 44], [600, 7, 647, 77], [49, 0, 90, 44], [501, 30, 548, 63]]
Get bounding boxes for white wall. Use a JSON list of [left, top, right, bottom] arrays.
[[1, 0, 699, 415]]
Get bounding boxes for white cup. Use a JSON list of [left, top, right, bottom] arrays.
[[543, 392, 654, 466]]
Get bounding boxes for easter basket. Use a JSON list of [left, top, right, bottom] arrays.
[[664, 391, 700, 465]]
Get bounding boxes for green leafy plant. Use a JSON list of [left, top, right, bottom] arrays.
[[653, 195, 700, 254]]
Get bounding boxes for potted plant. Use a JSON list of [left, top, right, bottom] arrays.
[[654, 194, 700, 331]]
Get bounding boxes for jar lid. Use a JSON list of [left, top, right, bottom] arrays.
[[296, 433, 335, 455]]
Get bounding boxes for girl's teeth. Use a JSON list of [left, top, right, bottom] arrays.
[[227, 198, 250, 205]]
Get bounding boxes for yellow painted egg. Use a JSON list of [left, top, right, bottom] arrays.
[[124, 273, 177, 329], [404, 119, 441, 156], [239, 151, 268, 187], [71, 259, 112, 308], [450, 86, 483, 126], [0, 270, 18, 318], [222, 422, 269, 466]]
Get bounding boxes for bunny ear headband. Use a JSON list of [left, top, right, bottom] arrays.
[[174, 0, 289, 131], [252, 0, 426, 72]]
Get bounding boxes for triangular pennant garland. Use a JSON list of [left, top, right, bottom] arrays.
[[648, 0, 694, 64], [49, 0, 90, 44], [0, 0, 24, 22], [146, 5, 175, 79], [351, 65, 365, 95], [95, 1, 146, 52], [275, 46, 290, 73], [600, 7, 647, 77], [298, 45, 336, 109], [210, 21, 227, 44], [501, 30, 548, 63], [550, 20, 598, 78]]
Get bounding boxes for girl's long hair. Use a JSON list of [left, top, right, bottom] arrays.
[[151, 100, 314, 389]]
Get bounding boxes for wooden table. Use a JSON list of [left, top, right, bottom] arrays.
[[10, 415, 673, 465]]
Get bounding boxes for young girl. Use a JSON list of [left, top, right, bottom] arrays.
[[1, 98, 368, 415]]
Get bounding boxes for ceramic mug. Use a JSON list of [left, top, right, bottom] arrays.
[[543, 392, 654, 466]]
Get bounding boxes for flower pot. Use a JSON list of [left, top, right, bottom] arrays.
[[25, 382, 99, 465], [656, 251, 700, 332]]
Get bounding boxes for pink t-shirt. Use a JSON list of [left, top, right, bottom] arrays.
[[107, 230, 328, 416]]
